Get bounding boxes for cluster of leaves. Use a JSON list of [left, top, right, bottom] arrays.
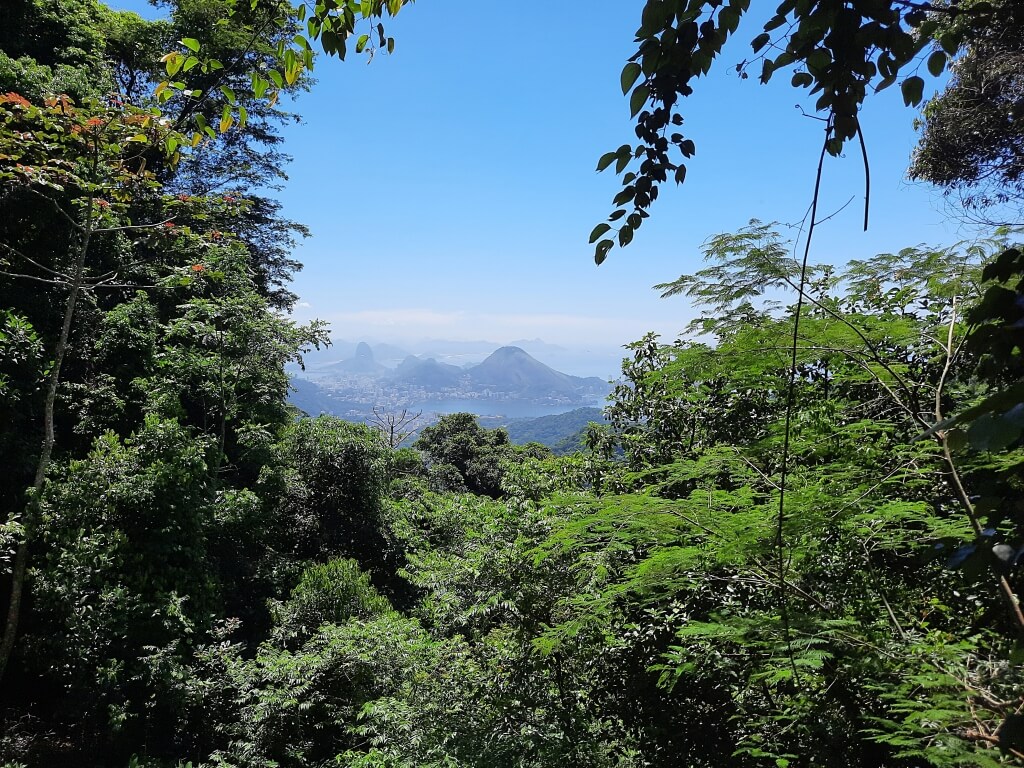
[[152, 0, 414, 156], [910, 0, 1024, 222], [538, 224, 1024, 766], [411, 412, 550, 498], [590, 0, 1000, 263]]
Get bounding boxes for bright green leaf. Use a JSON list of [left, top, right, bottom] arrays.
[[219, 104, 233, 133]]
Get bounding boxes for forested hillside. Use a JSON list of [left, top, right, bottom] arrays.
[[2, 1, 1024, 767]]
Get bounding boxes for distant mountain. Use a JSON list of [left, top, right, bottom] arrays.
[[467, 346, 609, 400], [390, 355, 464, 389], [322, 342, 386, 376], [290, 344, 611, 419], [297, 340, 407, 370], [290, 337, 622, 379], [371, 342, 411, 365], [296, 340, 358, 369], [496, 407, 607, 455], [288, 378, 339, 416]]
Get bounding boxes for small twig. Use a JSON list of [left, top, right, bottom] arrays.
[[0, 241, 73, 279], [93, 218, 175, 234], [963, 730, 1024, 761], [6, 187, 84, 231], [732, 448, 782, 491], [0, 269, 75, 286], [813, 195, 856, 228], [831, 461, 917, 518], [880, 592, 907, 639]]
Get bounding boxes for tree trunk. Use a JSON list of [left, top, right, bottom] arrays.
[[0, 203, 93, 683]]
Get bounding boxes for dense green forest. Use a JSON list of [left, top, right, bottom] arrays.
[[2, 0, 1024, 766]]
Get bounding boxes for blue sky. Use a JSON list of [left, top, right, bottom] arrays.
[[114, 0, 965, 369]]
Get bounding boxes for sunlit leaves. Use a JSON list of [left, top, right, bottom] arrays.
[[149, 0, 413, 149], [0, 95, 187, 189], [219, 104, 234, 133]]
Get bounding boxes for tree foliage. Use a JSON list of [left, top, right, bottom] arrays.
[[3, 1, 1024, 767], [910, 0, 1024, 223]]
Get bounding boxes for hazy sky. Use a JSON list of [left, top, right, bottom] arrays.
[[114, 1, 965, 356]]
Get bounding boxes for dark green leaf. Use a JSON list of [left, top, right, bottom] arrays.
[[901, 76, 924, 107], [630, 85, 650, 118], [968, 412, 1023, 452], [596, 151, 617, 172], [939, 32, 960, 55], [621, 62, 642, 95], [589, 223, 612, 243], [926, 50, 946, 77]]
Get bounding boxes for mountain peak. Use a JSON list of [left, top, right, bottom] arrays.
[[490, 345, 527, 358], [323, 341, 385, 376], [470, 346, 577, 395]]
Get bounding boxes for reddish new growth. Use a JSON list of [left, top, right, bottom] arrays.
[[210, 230, 223, 240], [0, 93, 31, 108], [177, 194, 190, 201], [191, 264, 205, 272], [95, 199, 110, 209], [222, 195, 236, 202], [163, 221, 175, 228]]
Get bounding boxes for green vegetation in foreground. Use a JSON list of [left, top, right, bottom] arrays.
[[2, 1, 1024, 767]]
